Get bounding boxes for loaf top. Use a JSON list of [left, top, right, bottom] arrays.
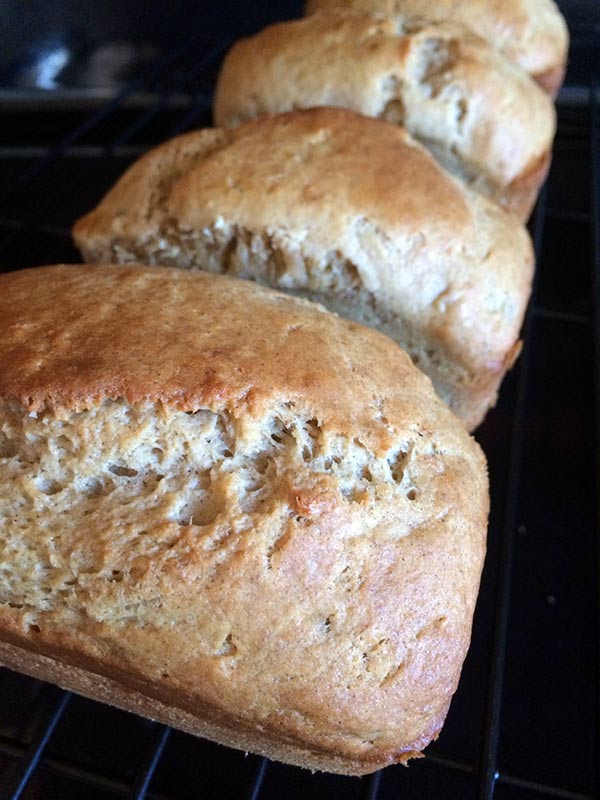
[[73, 108, 534, 411], [0, 264, 488, 773], [0, 262, 467, 445], [213, 9, 555, 204], [77, 108, 472, 244], [304, 0, 569, 94]]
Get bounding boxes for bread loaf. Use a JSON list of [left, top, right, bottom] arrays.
[[0, 264, 488, 775], [304, 0, 569, 95], [73, 108, 534, 430], [214, 10, 556, 219]]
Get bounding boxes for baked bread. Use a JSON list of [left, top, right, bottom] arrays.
[[304, 0, 569, 95], [0, 263, 489, 775], [73, 108, 535, 430], [213, 10, 556, 220]]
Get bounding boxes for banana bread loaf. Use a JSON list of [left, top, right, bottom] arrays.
[[74, 108, 534, 430], [0, 263, 488, 775]]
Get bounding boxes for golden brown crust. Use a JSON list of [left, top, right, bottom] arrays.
[[504, 149, 552, 221], [0, 262, 441, 431], [0, 639, 422, 774], [73, 109, 534, 430], [0, 264, 489, 775], [304, 0, 569, 95], [534, 64, 566, 98], [213, 10, 556, 217]]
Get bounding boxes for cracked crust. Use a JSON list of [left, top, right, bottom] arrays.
[[304, 0, 569, 96], [214, 10, 556, 219], [73, 108, 534, 430], [0, 264, 488, 775]]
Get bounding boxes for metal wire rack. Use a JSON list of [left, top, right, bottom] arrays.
[[0, 6, 598, 799]]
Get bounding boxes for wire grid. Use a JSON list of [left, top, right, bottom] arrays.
[[0, 30, 598, 800]]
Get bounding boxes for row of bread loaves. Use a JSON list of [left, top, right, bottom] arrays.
[[0, 0, 567, 779]]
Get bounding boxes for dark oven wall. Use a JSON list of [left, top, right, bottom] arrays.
[[0, 1, 596, 98], [0, 1, 303, 96], [0, 3, 598, 800]]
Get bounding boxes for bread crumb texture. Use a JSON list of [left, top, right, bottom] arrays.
[[0, 264, 488, 773]]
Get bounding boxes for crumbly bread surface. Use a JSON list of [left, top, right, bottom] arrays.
[[73, 108, 534, 430], [0, 264, 488, 775], [304, 0, 569, 95], [214, 10, 556, 219]]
